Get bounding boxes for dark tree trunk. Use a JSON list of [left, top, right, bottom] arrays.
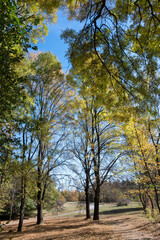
[[138, 185, 147, 213], [93, 186, 100, 220], [37, 138, 43, 225], [37, 173, 43, 225], [86, 194, 90, 219], [18, 129, 26, 232], [91, 109, 100, 221], [153, 186, 160, 213], [17, 182, 25, 232], [93, 112, 100, 221], [85, 173, 90, 219], [138, 192, 147, 213], [37, 200, 43, 225]]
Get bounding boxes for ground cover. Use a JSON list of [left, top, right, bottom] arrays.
[[0, 202, 160, 240]]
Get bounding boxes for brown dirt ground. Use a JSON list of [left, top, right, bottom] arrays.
[[0, 213, 160, 240]]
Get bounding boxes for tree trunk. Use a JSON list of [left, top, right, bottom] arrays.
[[37, 200, 43, 225], [153, 186, 160, 213], [93, 110, 101, 221], [138, 185, 147, 213], [37, 176, 43, 224], [18, 129, 26, 232], [138, 192, 147, 213], [17, 182, 25, 232], [148, 194, 154, 212], [93, 184, 100, 220], [37, 138, 43, 225], [85, 173, 90, 219], [9, 190, 15, 222]]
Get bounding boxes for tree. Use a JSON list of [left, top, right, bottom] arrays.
[[68, 96, 92, 219], [89, 99, 122, 220], [123, 113, 160, 213], [62, 34, 125, 219], [67, 79, 123, 220], [0, 0, 64, 121], [16, 101, 38, 232], [28, 52, 68, 225]]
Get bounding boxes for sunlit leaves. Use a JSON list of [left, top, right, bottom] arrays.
[[123, 113, 160, 210]]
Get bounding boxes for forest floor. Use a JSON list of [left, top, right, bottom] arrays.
[[0, 203, 160, 240]]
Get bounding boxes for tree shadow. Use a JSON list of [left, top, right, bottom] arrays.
[[0, 218, 96, 240]]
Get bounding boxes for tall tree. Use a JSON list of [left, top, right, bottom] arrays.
[[28, 52, 68, 225], [68, 96, 92, 219], [67, 74, 122, 220], [16, 100, 38, 232]]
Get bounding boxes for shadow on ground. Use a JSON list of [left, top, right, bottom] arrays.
[[100, 207, 143, 215], [0, 217, 113, 240]]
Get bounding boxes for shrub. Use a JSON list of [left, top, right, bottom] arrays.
[[116, 198, 128, 207]]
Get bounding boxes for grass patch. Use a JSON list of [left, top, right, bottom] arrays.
[[99, 202, 143, 216], [44, 202, 86, 217], [43, 202, 143, 218]]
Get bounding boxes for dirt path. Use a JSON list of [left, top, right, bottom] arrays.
[[102, 214, 160, 240], [0, 213, 160, 239]]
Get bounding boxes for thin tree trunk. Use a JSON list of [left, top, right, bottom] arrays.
[[37, 168, 43, 224], [9, 190, 15, 221], [17, 179, 26, 232], [153, 186, 160, 213], [85, 172, 90, 219], [18, 129, 26, 232], [37, 138, 43, 225], [138, 187, 147, 213], [93, 112, 100, 221], [148, 194, 154, 212]]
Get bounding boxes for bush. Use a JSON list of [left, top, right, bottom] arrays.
[[116, 198, 128, 207], [24, 198, 36, 217]]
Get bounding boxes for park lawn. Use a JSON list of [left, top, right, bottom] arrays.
[[43, 202, 86, 217], [44, 201, 142, 217]]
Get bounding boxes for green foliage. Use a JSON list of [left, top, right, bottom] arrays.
[[17, 0, 63, 44], [43, 183, 60, 211], [0, 0, 31, 119], [24, 198, 36, 216], [62, 0, 160, 108]]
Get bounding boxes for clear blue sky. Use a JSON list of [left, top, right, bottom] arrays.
[[37, 10, 83, 73]]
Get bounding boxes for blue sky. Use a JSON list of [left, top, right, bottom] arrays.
[[37, 10, 83, 73]]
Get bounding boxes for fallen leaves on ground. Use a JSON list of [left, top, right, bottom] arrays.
[[0, 213, 160, 240]]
